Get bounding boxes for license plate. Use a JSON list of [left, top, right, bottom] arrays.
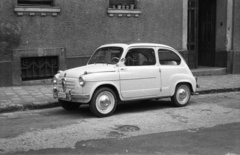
[[58, 91, 66, 99]]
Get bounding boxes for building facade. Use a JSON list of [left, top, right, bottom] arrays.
[[0, 0, 239, 86]]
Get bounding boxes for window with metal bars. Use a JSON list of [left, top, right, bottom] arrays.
[[109, 0, 136, 9], [21, 56, 58, 81], [17, 0, 53, 6]]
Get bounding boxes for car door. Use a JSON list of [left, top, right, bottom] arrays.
[[158, 48, 184, 96], [119, 47, 161, 99]]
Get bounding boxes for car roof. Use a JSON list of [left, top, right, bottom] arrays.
[[99, 43, 173, 49]]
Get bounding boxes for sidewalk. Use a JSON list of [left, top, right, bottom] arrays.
[[0, 74, 240, 113], [0, 85, 58, 113]]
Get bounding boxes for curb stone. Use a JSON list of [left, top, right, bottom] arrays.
[[197, 87, 240, 95], [0, 101, 60, 113]]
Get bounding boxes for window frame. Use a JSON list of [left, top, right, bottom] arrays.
[[17, 0, 54, 7], [158, 48, 182, 66], [109, 0, 137, 9], [14, 0, 60, 16], [107, 0, 142, 17], [124, 48, 156, 67], [88, 47, 123, 65]]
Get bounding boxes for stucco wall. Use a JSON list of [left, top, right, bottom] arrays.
[[0, 0, 185, 85], [233, 0, 240, 50], [0, 0, 183, 58], [215, 0, 227, 67], [231, 0, 240, 74], [215, 0, 227, 52]]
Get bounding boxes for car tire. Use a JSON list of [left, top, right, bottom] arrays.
[[59, 100, 81, 110], [90, 87, 117, 117], [171, 84, 191, 107]]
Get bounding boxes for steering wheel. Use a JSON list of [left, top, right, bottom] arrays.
[[111, 57, 119, 63]]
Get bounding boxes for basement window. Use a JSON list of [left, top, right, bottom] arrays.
[[17, 0, 53, 6], [107, 0, 142, 17], [21, 56, 59, 81]]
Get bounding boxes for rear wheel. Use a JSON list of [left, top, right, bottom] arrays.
[[90, 87, 117, 117], [171, 84, 191, 107], [59, 100, 81, 110]]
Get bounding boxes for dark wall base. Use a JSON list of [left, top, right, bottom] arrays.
[[232, 51, 240, 74], [179, 50, 189, 65], [227, 51, 240, 74], [0, 61, 12, 86], [215, 51, 227, 67]]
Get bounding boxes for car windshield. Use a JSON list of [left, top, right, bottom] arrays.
[[88, 47, 123, 65]]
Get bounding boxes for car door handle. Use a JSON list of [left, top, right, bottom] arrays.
[[120, 68, 127, 71]]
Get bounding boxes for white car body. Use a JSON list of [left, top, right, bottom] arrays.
[[53, 43, 197, 117]]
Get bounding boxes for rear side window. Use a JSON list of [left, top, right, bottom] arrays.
[[158, 49, 181, 65]]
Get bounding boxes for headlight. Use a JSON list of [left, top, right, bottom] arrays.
[[52, 76, 58, 87], [79, 76, 85, 86]]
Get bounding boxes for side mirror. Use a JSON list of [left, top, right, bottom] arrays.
[[120, 58, 126, 62]]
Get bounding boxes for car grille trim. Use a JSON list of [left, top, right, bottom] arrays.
[[57, 78, 77, 90]]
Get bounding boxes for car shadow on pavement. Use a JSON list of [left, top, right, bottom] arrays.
[[114, 99, 174, 115], [35, 104, 93, 119], [54, 106, 93, 118], [53, 99, 197, 118]]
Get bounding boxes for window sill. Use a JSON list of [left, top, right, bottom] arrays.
[[107, 9, 142, 17], [14, 6, 60, 16]]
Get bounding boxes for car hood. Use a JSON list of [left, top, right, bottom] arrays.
[[59, 64, 117, 78]]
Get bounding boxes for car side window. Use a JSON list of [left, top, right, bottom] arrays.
[[158, 49, 181, 65], [125, 48, 156, 66]]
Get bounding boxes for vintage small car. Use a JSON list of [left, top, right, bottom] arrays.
[[52, 43, 197, 117]]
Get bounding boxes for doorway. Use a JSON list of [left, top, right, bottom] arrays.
[[188, 0, 217, 68], [198, 0, 216, 66]]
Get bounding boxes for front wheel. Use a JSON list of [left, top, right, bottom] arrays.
[[59, 100, 81, 111], [171, 84, 191, 107], [90, 87, 117, 117]]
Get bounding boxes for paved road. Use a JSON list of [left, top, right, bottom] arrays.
[[0, 92, 240, 155]]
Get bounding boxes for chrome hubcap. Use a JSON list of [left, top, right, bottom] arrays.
[[177, 85, 190, 105], [99, 95, 111, 110], [178, 89, 187, 101], [96, 91, 115, 114]]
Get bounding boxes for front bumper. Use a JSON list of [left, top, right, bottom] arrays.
[[191, 76, 200, 95], [53, 87, 90, 102]]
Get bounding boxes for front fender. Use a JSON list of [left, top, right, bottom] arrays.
[[83, 80, 121, 102]]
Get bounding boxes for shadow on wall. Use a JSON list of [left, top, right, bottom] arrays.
[[0, 22, 21, 61], [0, 22, 21, 86]]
